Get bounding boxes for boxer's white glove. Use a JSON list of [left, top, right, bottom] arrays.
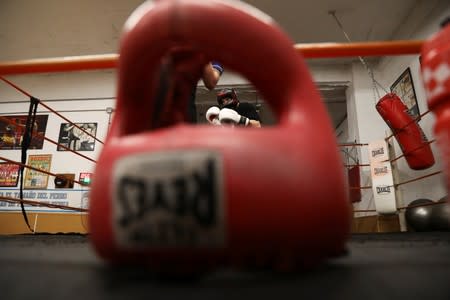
[[219, 108, 249, 126], [205, 106, 221, 125]]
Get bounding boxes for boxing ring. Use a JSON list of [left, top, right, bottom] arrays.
[[0, 38, 449, 300], [1, 1, 450, 298]]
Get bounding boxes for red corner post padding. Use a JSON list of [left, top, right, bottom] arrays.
[[376, 93, 434, 170], [89, 0, 351, 274], [421, 20, 450, 191]]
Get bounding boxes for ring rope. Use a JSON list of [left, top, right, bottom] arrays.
[[389, 139, 435, 164], [0, 195, 87, 212], [344, 163, 370, 168], [394, 170, 443, 188], [0, 156, 88, 187], [350, 185, 372, 190], [344, 164, 442, 190], [338, 143, 369, 147], [354, 198, 447, 213], [9, 190, 444, 215]]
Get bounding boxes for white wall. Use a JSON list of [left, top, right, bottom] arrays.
[[350, 1, 450, 215], [0, 70, 116, 181], [0, 72, 115, 187]]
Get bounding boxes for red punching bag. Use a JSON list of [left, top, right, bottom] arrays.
[[89, 0, 351, 275], [348, 165, 362, 203], [376, 93, 435, 170]]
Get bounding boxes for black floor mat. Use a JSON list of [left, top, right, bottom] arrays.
[[1, 232, 450, 300]]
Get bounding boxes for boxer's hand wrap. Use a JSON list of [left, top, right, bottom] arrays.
[[211, 61, 224, 75], [219, 108, 250, 126], [206, 106, 221, 125]]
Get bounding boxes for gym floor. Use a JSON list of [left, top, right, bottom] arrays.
[[1, 232, 450, 300]]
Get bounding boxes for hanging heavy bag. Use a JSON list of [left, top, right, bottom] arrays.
[[376, 93, 434, 170]]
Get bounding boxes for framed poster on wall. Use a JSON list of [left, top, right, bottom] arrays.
[[0, 163, 20, 187], [0, 115, 49, 150], [390, 67, 420, 118], [57, 123, 97, 151], [24, 154, 52, 189]]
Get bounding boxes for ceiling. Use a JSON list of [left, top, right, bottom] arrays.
[[242, 0, 419, 44], [0, 0, 422, 60], [0, 0, 428, 130]]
